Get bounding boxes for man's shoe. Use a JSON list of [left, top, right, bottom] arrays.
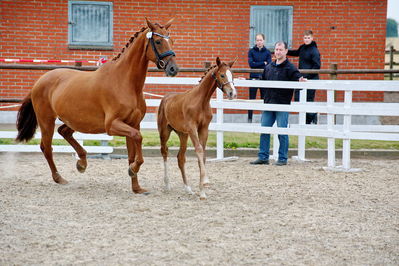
[[250, 158, 269, 165], [274, 160, 287, 166]]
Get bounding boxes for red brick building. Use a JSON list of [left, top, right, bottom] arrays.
[[0, 0, 388, 108]]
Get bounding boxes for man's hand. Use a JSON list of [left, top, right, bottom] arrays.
[[299, 76, 307, 82]]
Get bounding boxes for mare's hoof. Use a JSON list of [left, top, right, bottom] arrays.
[[53, 173, 68, 185], [76, 161, 87, 173]]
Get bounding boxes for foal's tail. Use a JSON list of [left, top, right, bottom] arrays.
[[157, 97, 167, 129], [16, 93, 38, 142]]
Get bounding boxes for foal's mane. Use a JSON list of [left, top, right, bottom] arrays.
[[199, 64, 218, 83], [112, 27, 148, 61]]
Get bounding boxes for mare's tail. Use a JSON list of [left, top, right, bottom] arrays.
[[15, 93, 38, 142]]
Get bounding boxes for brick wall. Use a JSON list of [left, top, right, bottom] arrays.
[[0, 0, 388, 109]]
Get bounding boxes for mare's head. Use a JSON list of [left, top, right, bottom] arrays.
[[145, 18, 179, 77], [213, 57, 237, 100]]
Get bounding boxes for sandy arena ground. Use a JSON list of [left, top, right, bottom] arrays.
[[1, 153, 398, 265]]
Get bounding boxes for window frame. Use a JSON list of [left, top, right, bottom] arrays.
[[68, 0, 113, 50], [249, 5, 293, 50]]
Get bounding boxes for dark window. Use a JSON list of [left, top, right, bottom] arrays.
[[68, 1, 113, 50], [249, 6, 293, 49]]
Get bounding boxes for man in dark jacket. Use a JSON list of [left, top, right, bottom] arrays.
[[250, 41, 306, 166], [247, 33, 272, 123], [288, 30, 321, 124]]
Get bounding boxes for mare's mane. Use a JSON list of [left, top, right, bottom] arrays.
[[112, 27, 147, 61], [112, 23, 169, 61]]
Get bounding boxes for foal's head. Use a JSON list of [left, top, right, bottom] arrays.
[[213, 57, 237, 100], [145, 18, 179, 77]]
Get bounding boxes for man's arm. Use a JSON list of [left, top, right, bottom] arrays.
[[289, 64, 304, 81], [287, 48, 300, 57], [261, 66, 268, 80]]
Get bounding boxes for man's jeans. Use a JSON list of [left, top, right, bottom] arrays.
[[258, 111, 289, 162]]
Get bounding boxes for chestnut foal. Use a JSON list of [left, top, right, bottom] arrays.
[[157, 57, 236, 199]]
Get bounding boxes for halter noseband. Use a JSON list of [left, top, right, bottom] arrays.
[[211, 70, 233, 91], [146, 31, 175, 70]]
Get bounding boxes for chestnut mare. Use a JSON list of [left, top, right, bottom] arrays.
[[157, 57, 236, 199], [15, 18, 179, 194]]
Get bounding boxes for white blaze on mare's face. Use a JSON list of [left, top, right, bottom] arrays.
[[226, 70, 237, 95]]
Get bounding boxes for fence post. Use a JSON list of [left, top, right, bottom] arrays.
[[330, 63, 338, 112], [329, 63, 338, 146], [297, 89, 307, 161], [329, 63, 338, 79], [327, 89, 336, 168], [389, 45, 394, 80], [216, 88, 224, 159], [342, 90, 352, 169]]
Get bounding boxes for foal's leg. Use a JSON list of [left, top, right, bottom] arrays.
[[106, 119, 147, 194], [176, 131, 194, 195], [38, 118, 68, 184], [188, 129, 208, 200], [58, 124, 87, 173], [198, 127, 210, 186], [159, 125, 172, 190]]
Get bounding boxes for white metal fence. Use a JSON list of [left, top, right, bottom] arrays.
[[142, 77, 399, 171], [1, 77, 398, 171]]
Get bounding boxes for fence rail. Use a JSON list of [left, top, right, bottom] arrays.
[[0, 131, 113, 154]]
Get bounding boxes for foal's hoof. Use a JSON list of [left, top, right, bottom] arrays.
[[133, 188, 150, 195], [199, 191, 207, 200], [76, 160, 87, 173], [53, 173, 68, 185], [184, 185, 195, 195]]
